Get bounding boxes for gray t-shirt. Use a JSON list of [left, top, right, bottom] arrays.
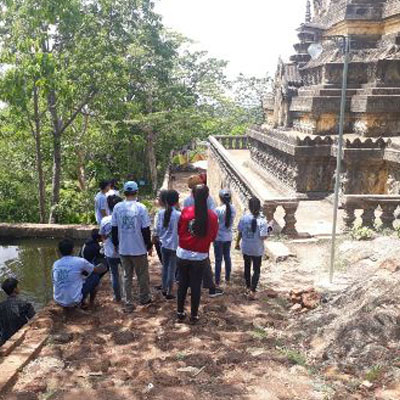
[[52, 256, 94, 307], [238, 213, 269, 257], [215, 204, 236, 242], [111, 200, 151, 256], [183, 195, 215, 210], [94, 192, 109, 224], [154, 208, 181, 251]]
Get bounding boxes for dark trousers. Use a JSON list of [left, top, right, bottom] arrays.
[[214, 241, 232, 285], [202, 258, 215, 290], [177, 257, 206, 317], [244, 255, 262, 292], [155, 240, 163, 263]]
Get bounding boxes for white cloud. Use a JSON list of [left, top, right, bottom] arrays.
[[155, 0, 308, 78]]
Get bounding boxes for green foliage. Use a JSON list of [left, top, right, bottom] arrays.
[[365, 365, 383, 382], [251, 327, 268, 340], [350, 226, 375, 241], [281, 348, 308, 367]]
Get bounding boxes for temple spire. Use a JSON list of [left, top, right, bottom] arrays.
[[305, 0, 311, 23]]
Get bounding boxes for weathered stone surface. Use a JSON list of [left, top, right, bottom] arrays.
[[379, 258, 400, 273], [51, 332, 73, 344], [265, 242, 295, 263]]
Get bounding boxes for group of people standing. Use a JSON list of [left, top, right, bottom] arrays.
[[51, 174, 271, 324]]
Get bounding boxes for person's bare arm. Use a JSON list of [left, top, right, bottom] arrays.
[[94, 263, 107, 275], [235, 232, 242, 250]]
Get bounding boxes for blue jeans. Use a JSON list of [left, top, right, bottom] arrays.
[[161, 247, 177, 293], [106, 257, 121, 301], [214, 241, 232, 285]]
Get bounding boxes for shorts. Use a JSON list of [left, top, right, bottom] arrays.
[[81, 273, 101, 300]]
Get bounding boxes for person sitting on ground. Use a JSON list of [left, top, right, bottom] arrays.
[[214, 189, 236, 286], [95, 180, 111, 224], [176, 184, 219, 324], [52, 238, 107, 309], [0, 278, 35, 345], [80, 229, 104, 267], [236, 197, 270, 300], [183, 175, 215, 210], [99, 195, 123, 302], [153, 190, 181, 300], [111, 181, 153, 313]]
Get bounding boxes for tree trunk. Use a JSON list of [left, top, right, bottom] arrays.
[[32, 85, 46, 223], [146, 127, 158, 194]]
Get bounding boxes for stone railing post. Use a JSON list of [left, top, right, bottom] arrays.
[[281, 202, 299, 237], [380, 203, 397, 230], [343, 204, 356, 231], [263, 202, 277, 222], [361, 202, 376, 229]]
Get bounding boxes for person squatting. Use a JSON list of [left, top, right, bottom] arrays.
[[51, 175, 272, 325]]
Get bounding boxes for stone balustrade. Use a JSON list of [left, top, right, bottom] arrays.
[[343, 195, 400, 230], [209, 135, 300, 237], [214, 135, 248, 150]]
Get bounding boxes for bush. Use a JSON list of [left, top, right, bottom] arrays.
[[350, 226, 375, 241]]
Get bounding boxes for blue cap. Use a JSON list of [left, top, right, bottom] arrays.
[[123, 181, 138, 193]]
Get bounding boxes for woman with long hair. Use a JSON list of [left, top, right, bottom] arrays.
[[154, 190, 181, 299], [176, 184, 219, 323], [214, 189, 236, 286], [236, 197, 269, 299]]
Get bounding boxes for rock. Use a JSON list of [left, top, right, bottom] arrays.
[[265, 242, 295, 263], [23, 380, 47, 394], [252, 318, 267, 330], [9, 393, 38, 400], [361, 380, 374, 389], [177, 366, 201, 375], [264, 289, 278, 298], [379, 258, 400, 273], [112, 330, 136, 345], [302, 291, 321, 309], [51, 332, 73, 344], [90, 359, 111, 373], [291, 303, 302, 312]]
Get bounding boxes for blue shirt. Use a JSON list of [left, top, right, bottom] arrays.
[[215, 204, 236, 242], [238, 213, 269, 257], [154, 208, 181, 251], [183, 195, 215, 210], [94, 192, 109, 224], [52, 256, 94, 307], [111, 200, 151, 256]]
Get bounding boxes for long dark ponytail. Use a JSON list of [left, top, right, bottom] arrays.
[[249, 197, 261, 233], [219, 189, 232, 228], [163, 190, 179, 229], [193, 184, 209, 237]]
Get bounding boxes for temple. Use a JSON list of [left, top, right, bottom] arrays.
[[253, 0, 400, 196]]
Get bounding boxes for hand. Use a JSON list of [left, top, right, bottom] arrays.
[[148, 247, 153, 257]]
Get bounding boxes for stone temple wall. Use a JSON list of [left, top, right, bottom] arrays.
[[384, 0, 400, 18]]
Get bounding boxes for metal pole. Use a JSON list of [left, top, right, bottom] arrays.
[[329, 36, 350, 283]]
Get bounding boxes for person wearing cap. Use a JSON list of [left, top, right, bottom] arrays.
[[214, 189, 236, 286], [95, 180, 111, 224], [111, 181, 153, 313]]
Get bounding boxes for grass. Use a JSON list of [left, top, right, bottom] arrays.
[[251, 327, 268, 340], [365, 365, 383, 382], [280, 348, 307, 367], [175, 352, 187, 361]]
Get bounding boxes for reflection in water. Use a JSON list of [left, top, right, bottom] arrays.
[[0, 239, 59, 310]]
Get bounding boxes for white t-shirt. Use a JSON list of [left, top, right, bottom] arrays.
[[94, 192, 109, 224], [99, 215, 118, 258], [111, 200, 151, 256], [106, 189, 120, 197], [52, 256, 94, 307]]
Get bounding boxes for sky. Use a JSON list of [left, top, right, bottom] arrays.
[[155, 0, 308, 79]]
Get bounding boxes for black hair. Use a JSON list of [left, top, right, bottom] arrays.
[[109, 179, 118, 189], [99, 180, 110, 190], [158, 190, 169, 207], [124, 190, 137, 197], [107, 195, 123, 212], [2, 277, 18, 296], [58, 238, 74, 256], [193, 184, 209, 237], [249, 197, 261, 233], [220, 191, 232, 228], [163, 190, 179, 229], [91, 228, 101, 242]]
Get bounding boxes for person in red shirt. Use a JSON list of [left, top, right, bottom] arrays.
[[176, 185, 218, 324]]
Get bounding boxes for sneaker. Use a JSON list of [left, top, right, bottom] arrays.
[[190, 315, 200, 324], [161, 291, 167, 297], [176, 312, 187, 322], [165, 294, 176, 300], [209, 288, 224, 298]]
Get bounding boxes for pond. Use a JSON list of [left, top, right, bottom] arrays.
[[0, 239, 60, 310]]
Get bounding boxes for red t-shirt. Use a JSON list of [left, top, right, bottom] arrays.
[[178, 206, 218, 253]]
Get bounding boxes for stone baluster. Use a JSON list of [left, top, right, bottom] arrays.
[[263, 202, 277, 222], [226, 137, 232, 149], [242, 136, 248, 149], [380, 202, 397, 230], [234, 137, 240, 149], [361, 202, 376, 229], [281, 202, 299, 237], [343, 204, 356, 230]]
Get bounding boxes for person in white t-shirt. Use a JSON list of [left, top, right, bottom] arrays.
[[52, 239, 107, 309], [94, 180, 111, 224], [99, 195, 123, 302], [111, 181, 153, 313], [106, 178, 120, 197]]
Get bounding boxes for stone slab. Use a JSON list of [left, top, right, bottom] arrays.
[[265, 242, 295, 263]]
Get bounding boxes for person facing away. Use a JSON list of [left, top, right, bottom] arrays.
[[99, 195, 123, 302], [152, 189, 169, 269], [176, 184, 219, 324], [214, 189, 236, 286], [0, 278, 35, 345], [236, 197, 270, 299], [95, 180, 111, 224], [107, 178, 120, 197], [52, 239, 107, 309], [111, 181, 153, 313], [80, 228, 104, 266], [153, 190, 181, 300], [183, 175, 216, 210]]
